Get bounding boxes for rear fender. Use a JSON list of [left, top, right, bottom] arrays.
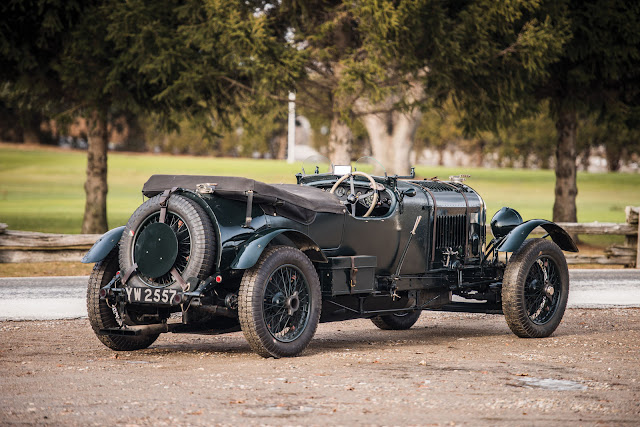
[[496, 220, 578, 253], [231, 229, 327, 270], [81, 226, 125, 263]]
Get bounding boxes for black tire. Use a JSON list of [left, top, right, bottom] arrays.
[[119, 194, 216, 289], [502, 238, 569, 338], [87, 249, 159, 350], [238, 246, 321, 358], [371, 310, 422, 330]]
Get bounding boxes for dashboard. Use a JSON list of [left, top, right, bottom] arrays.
[[311, 182, 395, 217]]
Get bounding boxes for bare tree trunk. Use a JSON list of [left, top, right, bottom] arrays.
[[605, 144, 622, 172], [276, 133, 287, 160], [22, 127, 40, 144], [579, 146, 590, 171], [438, 147, 445, 166], [356, 82, 423, 175], [359, 108, 421, 175], [391, 110, 421, 175], [328, 113, 352, 165], [21, 112, 42, 144], [122, 113, 147, 152], [81, 109, 109, 234], [553, 107, 578, 223], [360, 112, 392, 169]]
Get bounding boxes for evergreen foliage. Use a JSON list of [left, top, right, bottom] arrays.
[[2, 0, 640, 231], [534, 0, 640, 222], [0, 0, 305, 232], [106, 0, 304, 130]]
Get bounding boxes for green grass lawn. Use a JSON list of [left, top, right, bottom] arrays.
[[1, 144, 639, 236]]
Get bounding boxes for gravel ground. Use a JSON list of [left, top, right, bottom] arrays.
[[1, 308, 639, 426]]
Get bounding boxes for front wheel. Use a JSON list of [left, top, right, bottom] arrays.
[[371, 310, 421, 330], [87, 249, 159, 351], [502, 238, 569, 338], [238, 246, 321, 358]]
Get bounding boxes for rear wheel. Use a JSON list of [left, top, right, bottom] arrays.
[[238, 246, 321, 358], [502, 238, 569, 338], [87, 249, 159, 351], [371, 310, 421, 330]]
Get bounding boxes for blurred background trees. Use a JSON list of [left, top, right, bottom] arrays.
[[531, 0, 640, 222], [1, 0, 301, 232], [1, 0, 639, 232]]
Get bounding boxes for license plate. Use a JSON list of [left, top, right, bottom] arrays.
[[124, 287, 179, 305]]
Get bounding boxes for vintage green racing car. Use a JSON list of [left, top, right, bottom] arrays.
[[82, 157, 578, 358]]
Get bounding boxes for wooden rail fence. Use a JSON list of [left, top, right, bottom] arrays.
[[0, 206, 638, 267], [0, 223, 100, 264], [552, 206, 639, 267]]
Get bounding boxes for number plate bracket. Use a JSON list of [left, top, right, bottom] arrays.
[[122, 286, 182, 306]]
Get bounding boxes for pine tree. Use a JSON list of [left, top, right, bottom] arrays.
[[535, 1, 640, 222], [1, 0, 302, 233]]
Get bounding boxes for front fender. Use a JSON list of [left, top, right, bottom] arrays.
[[231, 229, 327, 270], [497, 220, 578, 253], [81, 226, 125, 263]]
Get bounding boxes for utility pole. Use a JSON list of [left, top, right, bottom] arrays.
[[287, 92, 296, 164]]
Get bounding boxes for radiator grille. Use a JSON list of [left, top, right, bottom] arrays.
[[435, 214, 466, 249]]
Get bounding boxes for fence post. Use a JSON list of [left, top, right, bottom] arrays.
[[625, 207, 640, 269]]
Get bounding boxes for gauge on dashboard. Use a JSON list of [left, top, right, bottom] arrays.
[[335, 187, 346, 197], [360, 192, 375, 207]]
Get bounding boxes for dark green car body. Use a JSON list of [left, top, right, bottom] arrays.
[[84, 166, 578, 357]]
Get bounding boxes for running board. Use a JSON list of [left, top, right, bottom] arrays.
[[99, 323, 241, 336], [427, 302, 503, 315]]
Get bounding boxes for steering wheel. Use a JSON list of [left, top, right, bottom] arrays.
[[330, 171, 379, 217]]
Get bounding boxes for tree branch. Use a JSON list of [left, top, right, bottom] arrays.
[[219, 76, 316, 110], [53, 102, 87, 120]]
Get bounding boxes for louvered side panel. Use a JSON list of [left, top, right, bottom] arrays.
[[435, 215, 466, 250]]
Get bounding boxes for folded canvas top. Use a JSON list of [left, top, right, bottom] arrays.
[[142, 175, 345, 221]]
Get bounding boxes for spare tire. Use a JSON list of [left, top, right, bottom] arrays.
[[119, 193, 216, 289]]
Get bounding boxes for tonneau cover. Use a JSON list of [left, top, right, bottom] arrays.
[[142, 175, 345, 219]]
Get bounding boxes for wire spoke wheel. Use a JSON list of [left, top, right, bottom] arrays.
[[263, 265, 311, 342], [502, 238, 569, 338], [239, 246, 321, 358], [524, 257, 561, 325], [119, 193, 215, 292], [134, 211, 192, 287]]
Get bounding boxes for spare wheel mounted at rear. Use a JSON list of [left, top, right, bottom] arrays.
[[134, 222, 179, 278], [119, 193, 216, 289]]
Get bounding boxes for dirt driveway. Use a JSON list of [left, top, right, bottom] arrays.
[[1, 309, 639, 426]]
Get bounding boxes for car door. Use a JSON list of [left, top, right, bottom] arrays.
[[337, 184, 430, 275]]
